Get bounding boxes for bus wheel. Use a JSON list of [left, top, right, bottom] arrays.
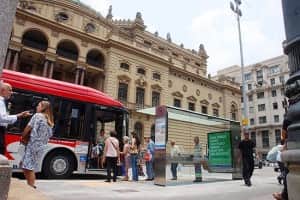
[[43, 152, 75, 179]]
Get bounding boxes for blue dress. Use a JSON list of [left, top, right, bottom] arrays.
[[22, 113, 53, 171]]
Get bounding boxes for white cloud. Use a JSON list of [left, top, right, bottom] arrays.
[[80, 0, 112, 16]]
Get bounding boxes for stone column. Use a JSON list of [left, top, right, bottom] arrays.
[[80, 68, 85, 85], [75, 67, 80, 84], [281, 1, 300, 200], [4, 49, 12, 69], [0, 0, 19, 74], [43, 60, 49, 77], [12, 51, 19, 71], [48, 62, 54, 79]]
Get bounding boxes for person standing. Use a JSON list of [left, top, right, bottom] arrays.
[[97, 129, 106, 168], [170, 140, 180, 180], [238, 132, 255, 186], [121, 136, 130, 181], [193, 136, 202, 182], [0, 82, 30, 155], [102, 131, 120, 182], [130, 132, 140, 181], [145, 136, 155, 181], [21, 101, 54, 188]]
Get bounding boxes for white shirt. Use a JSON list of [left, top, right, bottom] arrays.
[[0, 96, 17, 127], [105, 137, 119, 157]]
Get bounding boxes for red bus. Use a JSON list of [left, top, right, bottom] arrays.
[[2, 69, 128, 178]]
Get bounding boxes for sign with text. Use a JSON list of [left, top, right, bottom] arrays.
[[155, 106, 168, 150], [208, 131, 232, 170]]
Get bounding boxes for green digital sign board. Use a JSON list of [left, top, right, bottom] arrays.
[[208, 131, 232, 168]]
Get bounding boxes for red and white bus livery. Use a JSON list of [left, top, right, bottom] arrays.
[[2, 70, 128, 178]]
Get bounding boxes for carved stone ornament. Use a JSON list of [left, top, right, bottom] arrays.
[[219, 97, 222, 103], [55, 11, 70, 23], [196, 89, 200, 96], [183, 85, 188, 92], [135, 77, 146, 87], [118, 74, 131, 84], [151, 84, 162, 92], [200, 99, 209, 105], [84, 23, 96, 33], [172, 91, 183, 98], [208, 93, 212, 100], [168, 80, 173, 88], [51, 30, 59, 37], [81, 40, 88, 47], [212, 103, 220, 108], [187, 96, 197, 102]]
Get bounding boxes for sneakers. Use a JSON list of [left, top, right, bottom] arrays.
[[171, 177, 177, 180]]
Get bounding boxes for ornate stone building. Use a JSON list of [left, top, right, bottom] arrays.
[[6, 0, 241, 140]]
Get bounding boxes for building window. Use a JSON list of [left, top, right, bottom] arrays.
[[250, 118, 255, 125], [272, 90, 277, 97], [257, 92, 264, 99], [269, 65, 279, 74], [279, 76, 285, 84], [188, 102, 195, 111], [251, 132, 256, 145], [274, 115, 280, 123], [152, 91, 160, 107], [55, 12, 69, 22], [281, 88, 285, 96], [118, 83, 128, 102], [174, 99, 181, 108], [275, 129, 281, 145], [256, 70, 263, 84], [153, 72, 161, 80], [134, 122, 143, 140], [137, 68, 146, 75], [248, 95, 253, 102], [244, 73, 251, 81], [120, 63, 129, 70], [249, 106, 254, 113], [201, 106, 208, 114], [258, 104, 266, 111], [213, 108, 219, 117], [259, 116, 267, 124], [270, 78, 275, 86], [273, 102, 278, 110], [248, 84, 252, 90], [262, 130, 270, 148], [231, 104, 237, 120], [136, 87, 145, 109]]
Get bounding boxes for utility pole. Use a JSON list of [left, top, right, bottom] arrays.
[[230, 0, 248, 130]]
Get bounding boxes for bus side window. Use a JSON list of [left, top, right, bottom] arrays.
[[7, 90, 46, 133], [52, 98, 86, 140]]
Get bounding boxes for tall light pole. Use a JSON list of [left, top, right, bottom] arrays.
[[230, 0, 248, 131]]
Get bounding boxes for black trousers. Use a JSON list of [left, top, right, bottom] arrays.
[[282, 166, 289, 200], [242, 158, 254, 182], [0, 126, 6, 155], [106, 157, 117, 181]]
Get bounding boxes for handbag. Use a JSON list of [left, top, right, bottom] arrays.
[[144, 151, 152, 161]]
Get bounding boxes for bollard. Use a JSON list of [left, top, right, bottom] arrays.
[[0, 155, 12, 200], [281, 0, 300, 199]]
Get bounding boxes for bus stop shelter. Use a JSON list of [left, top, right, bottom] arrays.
[[137, 106, 242, 186]]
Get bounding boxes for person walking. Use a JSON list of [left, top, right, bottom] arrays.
[[145, 136, 155, 181], [170, 140, 180, 180], [238, 131, 255, 186], [121, 136, 130, 181], [102, 131, 120, 182], [193, 136, 202, 182], [130, 132, 140, 181], [0, 82, 30, 155], [21, 101, 54, 188]]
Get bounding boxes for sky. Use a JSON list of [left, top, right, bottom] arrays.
[[80, 0, 285, 75]]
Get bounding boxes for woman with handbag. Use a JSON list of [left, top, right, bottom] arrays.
[[144, 136, 155, 181], [21, 101, 54, 188], [102, 131, 120, 182]]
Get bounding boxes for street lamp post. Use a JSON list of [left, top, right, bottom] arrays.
[[230, 0, 248, 130]]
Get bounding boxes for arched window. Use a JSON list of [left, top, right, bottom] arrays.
[[231, 103, 238, 120], [56, 40, 78, 61], [151, 124, 155, 141], [134, 122, 143, 140], [22, 29, 48, 51], [86, 49, 104, 68]]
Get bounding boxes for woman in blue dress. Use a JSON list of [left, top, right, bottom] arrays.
[[21, 101, 54, 188]]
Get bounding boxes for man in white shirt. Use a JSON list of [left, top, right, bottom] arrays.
[[0, 82, 30, 155]]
